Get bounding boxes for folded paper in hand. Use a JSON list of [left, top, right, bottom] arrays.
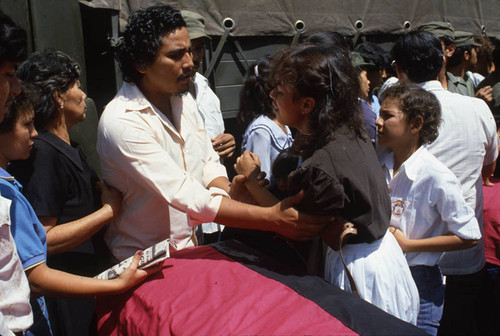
[[94, 239, 176, 280]]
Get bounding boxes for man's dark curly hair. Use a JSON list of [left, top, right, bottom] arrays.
[[16, 51, 80, 130], [392, 31, 444, 83], [355, 42, 390, 69], [117, 5, 186, 84], [0, 11, 27, 65], [270, 44, 365, 159], [381, 82, 441, 145], [237, 56, 275, 125]]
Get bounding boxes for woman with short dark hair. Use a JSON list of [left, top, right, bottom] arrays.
[[9, 51, 122, 336]]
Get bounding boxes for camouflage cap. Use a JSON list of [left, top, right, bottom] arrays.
[[419, 21, 455, 40], [181, 10, 210, 40], [454, 31, 481, 48], [351, 52, 374, 69]]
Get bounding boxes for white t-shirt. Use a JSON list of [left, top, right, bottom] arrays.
[[0, 195, 33, 335], [420, 80, 498, 275]]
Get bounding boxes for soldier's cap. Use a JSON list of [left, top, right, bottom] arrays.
[[419, 21, 455, 40], [351, 52, 375, 69], [181, 10, 210, 40], [454, 31, 481, 48]]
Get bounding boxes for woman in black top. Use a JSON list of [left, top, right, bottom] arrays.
[[9, 51, 121, 336], [235, 44, 419, 324]]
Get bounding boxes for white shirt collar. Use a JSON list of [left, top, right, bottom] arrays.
[[380, 146, 427, 182], [118, 82, 153, 112], [399, 146, 427, 181], [417, 80, 445, 92]]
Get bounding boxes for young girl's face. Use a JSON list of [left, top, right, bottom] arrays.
[[269, 84, 308, 131], [376, 98, 412, 151], [0, 107, 37, 164]]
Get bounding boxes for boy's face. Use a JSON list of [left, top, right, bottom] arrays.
[[376, 98, 413, 151], [0, 106, 37, 165]]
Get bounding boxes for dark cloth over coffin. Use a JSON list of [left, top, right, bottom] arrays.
[[96, 240, 425, 335]]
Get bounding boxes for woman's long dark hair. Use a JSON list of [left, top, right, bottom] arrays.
[[237, 56, 275, 125], [270, 44, 365, 159]]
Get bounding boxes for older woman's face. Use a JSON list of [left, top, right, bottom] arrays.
[[62, 80, 87, 127]]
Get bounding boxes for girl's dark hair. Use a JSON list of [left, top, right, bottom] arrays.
[[381, 82, 441, 145], [0, 88, 37, 133], [237, 56, 275, 124], [270, 44, 365, 158], [16, 51, 80, 130], [271, 148, 300, 181]]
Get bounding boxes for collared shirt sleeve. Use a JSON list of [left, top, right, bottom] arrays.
[[243, 127, 274, 178], [288, 163, 346, 215], [98, 105, 226, 227], [200, 119, 227, 188], [0, 182, 46, 270], [429, 170, 482, 240]]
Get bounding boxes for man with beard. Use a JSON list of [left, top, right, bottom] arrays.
[[97, 5, 327, 262]]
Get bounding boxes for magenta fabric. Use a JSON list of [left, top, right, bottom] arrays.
[[96, 245, 358, 336], [483, 178, 500, 267]]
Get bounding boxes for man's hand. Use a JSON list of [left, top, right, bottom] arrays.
[[212, 133, 236, 159], [268, 190, 331, 241], [476, 85, 493, 104], [234, 150, 261, 179]]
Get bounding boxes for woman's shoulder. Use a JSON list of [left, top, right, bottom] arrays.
[[244, 116, 292, 146], [245, 115, 275, 131]]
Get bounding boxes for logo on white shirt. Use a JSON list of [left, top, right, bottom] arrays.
[[391, 198, 407, 218]]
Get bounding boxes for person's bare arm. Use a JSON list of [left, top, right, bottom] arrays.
[[207, 176, 232, 194], [389, 227, 477, 253], [41, 181, 121, 255], [482, 161, 496, 187], [26, 251, 160, 297], [214, 191, 329, 241], [234, 150, 279, 206]]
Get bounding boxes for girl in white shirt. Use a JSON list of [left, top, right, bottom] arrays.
[[376, 83, 481, 336]]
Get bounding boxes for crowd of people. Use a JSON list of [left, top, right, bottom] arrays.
[[1, 4, 499, 336]]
